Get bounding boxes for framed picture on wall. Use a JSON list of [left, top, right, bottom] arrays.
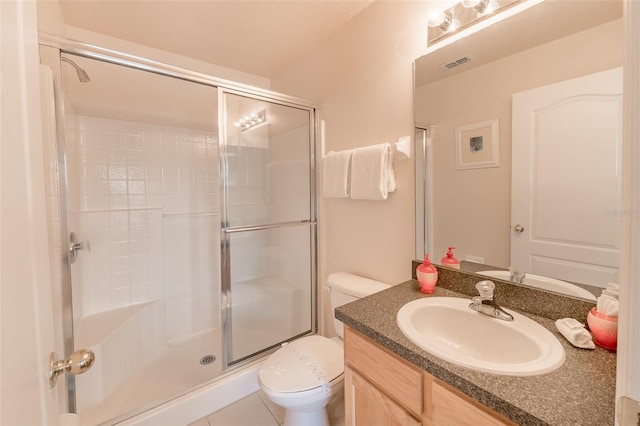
[[455, 119, 500, 170]]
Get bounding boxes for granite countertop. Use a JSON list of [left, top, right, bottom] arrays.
[[335, 280, 616, 426]]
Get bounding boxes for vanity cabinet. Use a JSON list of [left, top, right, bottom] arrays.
[[345, 368, 421, 426], [344, 326, 516, 426]]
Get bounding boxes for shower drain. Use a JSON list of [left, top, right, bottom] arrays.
[[200, 355, 216, 365]]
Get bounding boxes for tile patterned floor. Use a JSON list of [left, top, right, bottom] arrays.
[[190, 389, 345, 426]]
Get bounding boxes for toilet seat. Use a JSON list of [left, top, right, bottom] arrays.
[[259, 335, 344, 393]]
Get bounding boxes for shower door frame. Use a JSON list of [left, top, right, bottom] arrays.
[[218, 88, 319, 366], [39, 33, 319, 417]]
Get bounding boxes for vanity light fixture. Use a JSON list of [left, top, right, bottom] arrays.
[[461, 0, 498, 15], [233, 109, 266, 131], [426, 0, 544, 49], [427, 11, 455, 32]]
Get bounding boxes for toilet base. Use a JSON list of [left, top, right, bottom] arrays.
[[283, 407, 329, 426]]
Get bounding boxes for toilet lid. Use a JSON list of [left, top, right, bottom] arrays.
[[259, 335, 344, 393]]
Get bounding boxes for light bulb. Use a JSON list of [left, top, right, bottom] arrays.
[[427, 12, 446, 27], [471, 0, 498, 15], [427, 11, 453, 31], [461, 0, 482, 7]]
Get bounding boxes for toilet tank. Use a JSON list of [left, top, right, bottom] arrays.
[[326, 272, 390, 338]]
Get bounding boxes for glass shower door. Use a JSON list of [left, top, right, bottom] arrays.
[[59, 53, 222, 424], [222, 93, 316, 363]]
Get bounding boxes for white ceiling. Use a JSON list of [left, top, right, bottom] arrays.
[[58, 0, 375, 78]]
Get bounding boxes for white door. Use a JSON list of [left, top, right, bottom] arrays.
[[1, 1, 64, 424], [511, 68, 622, 288]]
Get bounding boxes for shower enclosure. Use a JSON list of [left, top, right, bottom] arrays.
[[40, 38, 318, 425]]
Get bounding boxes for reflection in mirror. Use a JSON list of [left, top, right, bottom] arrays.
[[414, 0, 623, 301]]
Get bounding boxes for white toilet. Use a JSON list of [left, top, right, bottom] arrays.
[[258, 272, 390, 426]]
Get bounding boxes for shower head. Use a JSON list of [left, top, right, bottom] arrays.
[[61, 56, 91, 83], [76, 68, 91, 83]]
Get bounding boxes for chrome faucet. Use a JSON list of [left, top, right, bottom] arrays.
[[509, 267, 526, 284], [469, 280, 514, 321]]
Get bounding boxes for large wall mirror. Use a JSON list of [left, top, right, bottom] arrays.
[[414, 0, 623, 301]]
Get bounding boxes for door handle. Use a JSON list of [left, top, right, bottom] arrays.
[[513, 224, 525, 233], [69, 232, 90, 264], [49, 349, 95, 388]]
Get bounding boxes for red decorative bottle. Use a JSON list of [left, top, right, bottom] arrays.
[[441, 247, 460, 269], [417, 254, 438, 294]]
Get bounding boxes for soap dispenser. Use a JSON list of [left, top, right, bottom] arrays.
[[417, 254, 438, 294], [441, 247, 460, 269]]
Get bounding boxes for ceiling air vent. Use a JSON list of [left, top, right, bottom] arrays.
[[440, 55, 471, 70]]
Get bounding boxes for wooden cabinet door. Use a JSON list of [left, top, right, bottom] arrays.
[[345, 327, 423, 417], [430, 381, 512, 426], [345, 367, 421, 426]]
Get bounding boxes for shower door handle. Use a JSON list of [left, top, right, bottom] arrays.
[[48, 349, 95, 388], [69, 232, 90, 264]]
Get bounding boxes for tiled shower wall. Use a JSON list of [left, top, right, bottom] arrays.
[[71, 115, 220, 342]]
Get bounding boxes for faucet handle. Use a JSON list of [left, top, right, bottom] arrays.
[[508, 266, 525, 283], [475, 280, 495, 299]]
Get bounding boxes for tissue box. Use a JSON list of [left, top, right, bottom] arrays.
[[587, 307, 618, 351]]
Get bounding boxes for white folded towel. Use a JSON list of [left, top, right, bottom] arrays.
[[555, 318, 595, 349], [350, 143, 396, 200], [322, 150, 352, 198], [602, 282, 619, 299], [606, 282, 619, 291], [596, 294, 619, 317]]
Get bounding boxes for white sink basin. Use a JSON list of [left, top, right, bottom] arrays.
[[477, 270, 596, 301], [396, 297, 565, 376]]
